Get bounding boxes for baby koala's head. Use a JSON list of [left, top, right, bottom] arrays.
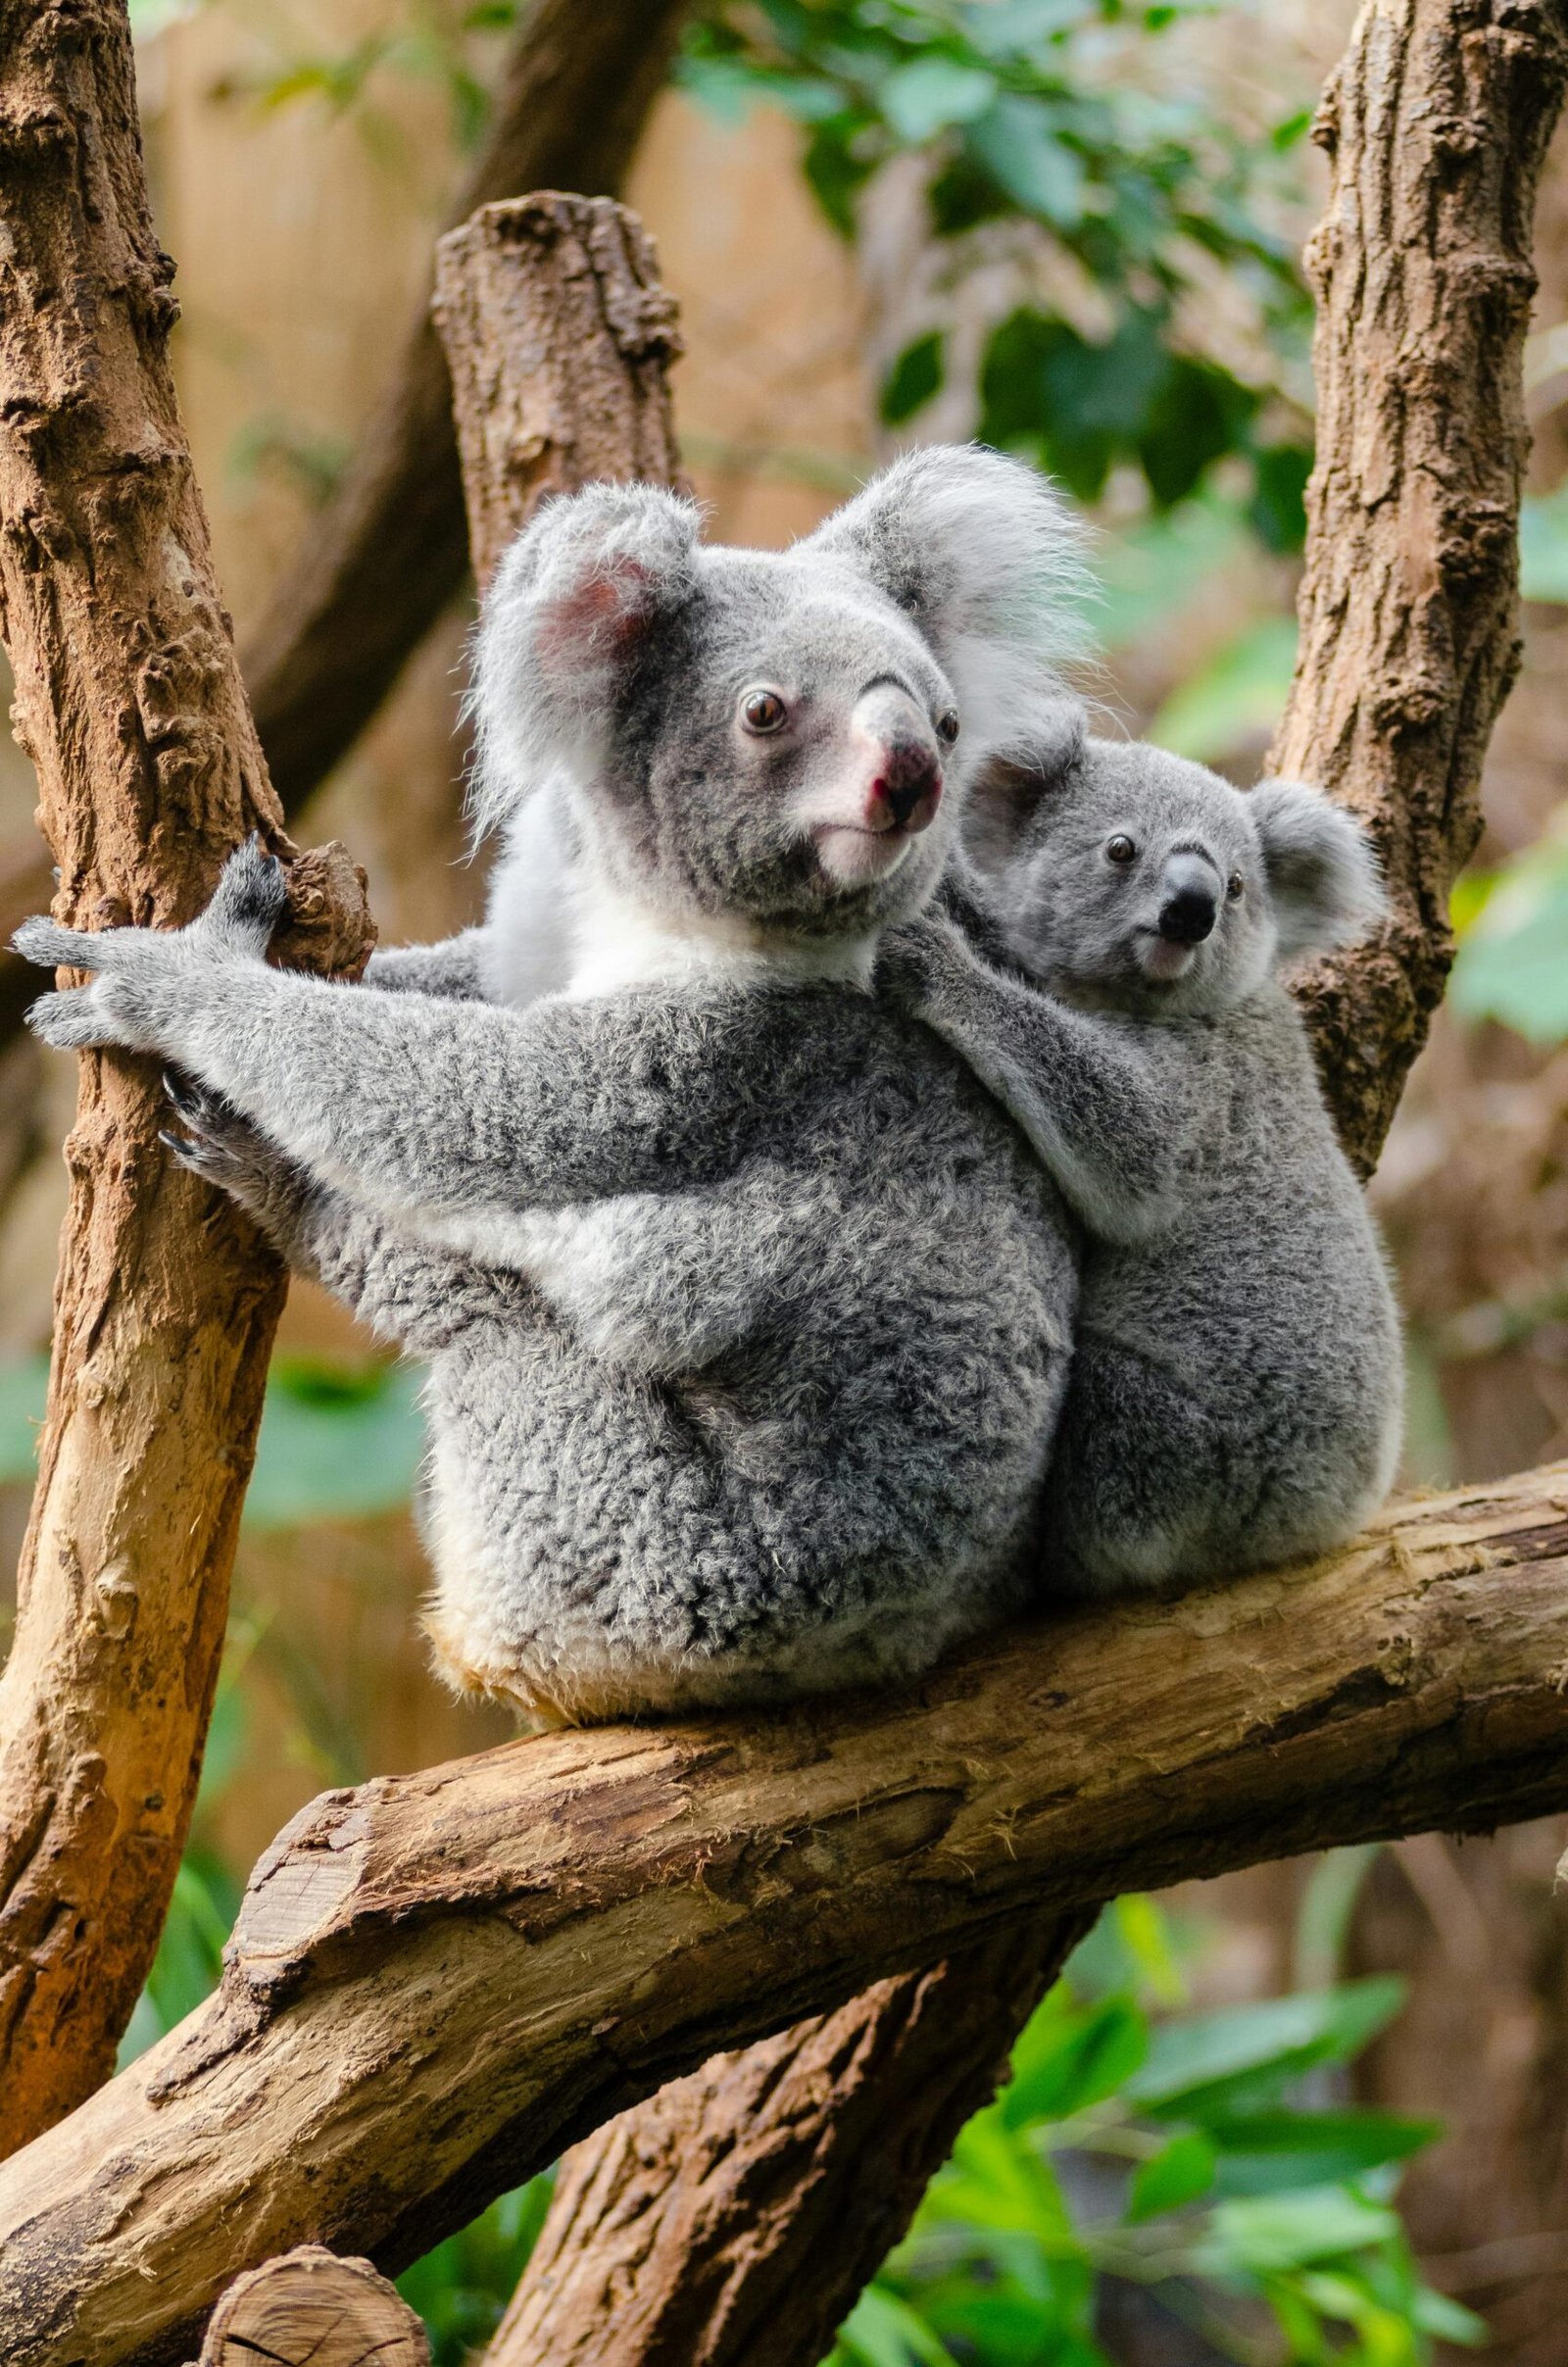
[[972, 726, 1386, 1016], [471, 446, 1087, 946]]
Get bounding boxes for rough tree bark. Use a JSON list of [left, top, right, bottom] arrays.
[[486, 1917, 1093, 2367], [0, 0, 372, 2161], [483, 3, 1568, 2356], [1268, 0, 1568, 1176], [432, 194, 685, 589], [1, 1461, 1567, 2366], [241, 0, 692, 812]]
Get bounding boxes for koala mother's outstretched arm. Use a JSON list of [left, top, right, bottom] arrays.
[[879, 913, 1187, 1243], [16, 845, 724, 1224], [364, 931, 492, 1002]]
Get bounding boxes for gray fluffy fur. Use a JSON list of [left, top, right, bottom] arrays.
[[881, 722, 1404, 1596], [17, 445, 1086, 1720]]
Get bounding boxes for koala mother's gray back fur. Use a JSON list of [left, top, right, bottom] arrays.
[[421, 981, 1074, 1722]]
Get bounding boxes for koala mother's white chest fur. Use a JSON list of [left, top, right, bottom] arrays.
[[481, 779, 880, 1009]]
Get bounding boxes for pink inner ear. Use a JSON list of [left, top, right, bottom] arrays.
[[536, 558, 656, 668]]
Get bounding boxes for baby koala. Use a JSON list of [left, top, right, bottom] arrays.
[[18, 446, 1085, 1722], [883, 723, 1404, 1596]]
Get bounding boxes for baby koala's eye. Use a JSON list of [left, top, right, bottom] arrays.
[[1226, 870, 1245, 901], [1105, 834, 1138, 865], [740, 687, 789, 735], [936, 708, 960, 746]]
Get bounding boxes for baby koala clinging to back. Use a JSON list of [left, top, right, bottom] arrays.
[[883, 722, 1404, 1596]]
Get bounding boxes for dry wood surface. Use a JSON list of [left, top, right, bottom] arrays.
[[196, 2246, 427, 2367], [0, 0, 372, 2160], [1268, 0, 1568, 1174], [2, 1462, 1566, 2367], [242, 0, 692, 811]]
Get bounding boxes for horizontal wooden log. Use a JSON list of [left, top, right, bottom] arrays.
[[2, 1460, 1567, 2367]]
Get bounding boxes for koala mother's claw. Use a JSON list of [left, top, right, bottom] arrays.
[[207, 836, 288, 946]]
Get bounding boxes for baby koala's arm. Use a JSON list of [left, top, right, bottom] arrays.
[[161, 1077, 524, 1351], [15, 844, 705, 1225], [879, 912, 1184, 1243]]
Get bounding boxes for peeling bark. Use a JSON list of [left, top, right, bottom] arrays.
[[0, 1465, 1566, 2366], [0, 0, 372, 2160], [241, 0, 692, 812], [1268, 0, 1568, 1176]]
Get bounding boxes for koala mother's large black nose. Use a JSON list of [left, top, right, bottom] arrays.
[[1156, 855, 1220, 944]]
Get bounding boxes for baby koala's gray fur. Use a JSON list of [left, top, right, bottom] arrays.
[[18, 445, 1085, 1721], [882, 721, 1404, 1596]]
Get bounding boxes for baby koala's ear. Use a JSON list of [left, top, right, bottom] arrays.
[[963, 702, 1088, 872], [800, 445, 1093, 755], [1249, 779, 1388, 961], [469, 483, 702, 832]]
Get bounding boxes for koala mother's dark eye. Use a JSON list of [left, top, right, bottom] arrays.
[[1105, 835, 1138, 865], [1227, 871, 1245, 901], [936, 708, 960, 746], [740, 688, 788, 735]]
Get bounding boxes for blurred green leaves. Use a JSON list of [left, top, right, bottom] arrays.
[[824, 1907, 1474, 2367], [682, 0, 1313, 537], [1450, 812, 1568, 1045]]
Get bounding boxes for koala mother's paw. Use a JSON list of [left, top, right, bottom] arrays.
[[199, 836, 288, 955]]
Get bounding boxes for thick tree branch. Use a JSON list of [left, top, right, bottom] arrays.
[[0, 0, 372, 2160], [1, 1462, 1566, 2366], [1268, 0, 1568, 1175], [241, 0, 692, 813]]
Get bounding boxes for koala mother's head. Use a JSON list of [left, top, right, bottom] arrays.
[[975, 732, 1387, 1017], [470, 447, 1088, 944]]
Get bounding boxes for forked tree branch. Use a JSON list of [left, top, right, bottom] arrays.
[[0, 0, 372, 2160], [0, 1462, 1566, 2366]]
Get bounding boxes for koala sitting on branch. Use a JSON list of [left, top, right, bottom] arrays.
[[882, 723, 1404, 1597], [18, 447, 1085, 1723]]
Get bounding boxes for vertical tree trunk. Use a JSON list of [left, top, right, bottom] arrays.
[[0, 0, 371, 2158], [478, 0, 1568, 2356]]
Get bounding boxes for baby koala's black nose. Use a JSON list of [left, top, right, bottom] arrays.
[[1156, 854, 1219, 944]]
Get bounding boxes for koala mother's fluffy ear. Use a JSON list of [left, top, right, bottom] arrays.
[[801, 445, 1092, 761], [468, 482, 702, 835], [1249, 779, 1388, 961]]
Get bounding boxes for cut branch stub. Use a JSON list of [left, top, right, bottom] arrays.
[[1272, 0, 1568, 1176], [1, 1461, 1566, 2367], [197, 2246, 428, 2367], [434, 194, 683, 590], [0, 0, 372, 2160]]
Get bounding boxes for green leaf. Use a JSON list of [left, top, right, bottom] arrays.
[[1127, 1977, 1406, 2119], [881, 330, 946, 425], [833, 2282, 959, 2367], [1411, 2285, 1489, 2345], [1207, 2110, 1439, 2197], [927, 2110, 1084, 2245], [965, 95, 1086, 225], [1521, 480, 1568, 603], [0, 1351, 46, 1484], [999, 1989, 1148, 2127], [1448, 819, 1568, 1042], [245, 1356, 426, 1528], [879, 58, 999, 144], [1203, 2185, 1401, 2275], [1125, 2130, 1217, 2222]]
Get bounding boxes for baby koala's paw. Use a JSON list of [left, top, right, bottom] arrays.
[[196, 836, 289, 957], [876, 911, 974, 1015]]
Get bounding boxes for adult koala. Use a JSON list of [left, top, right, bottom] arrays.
[[18, 448, 1085, 1723], [883, 722, 1404, 1596]]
